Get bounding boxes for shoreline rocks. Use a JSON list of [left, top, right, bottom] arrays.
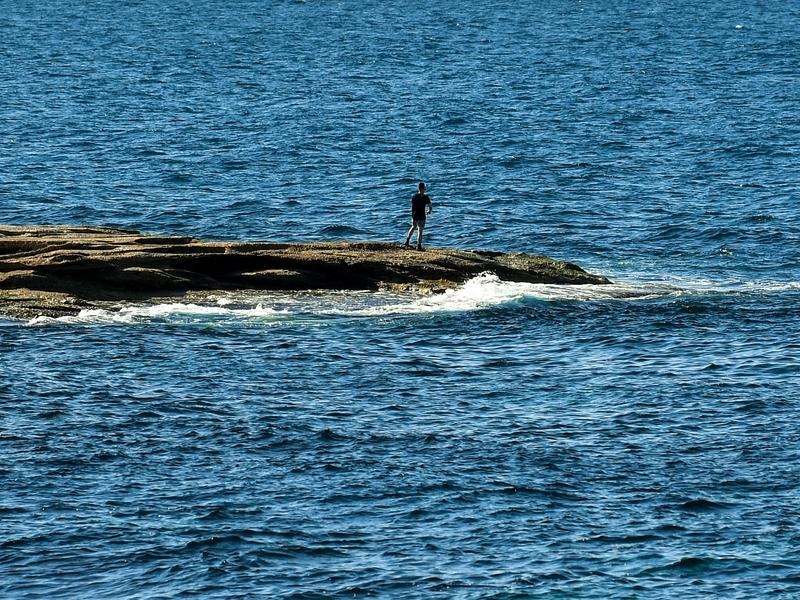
[[0, 225, 611, 319]]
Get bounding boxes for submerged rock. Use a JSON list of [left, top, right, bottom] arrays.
[[0, 225, 611, 319]]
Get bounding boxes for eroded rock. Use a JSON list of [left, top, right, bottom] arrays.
[[0, 225, 611, 319]]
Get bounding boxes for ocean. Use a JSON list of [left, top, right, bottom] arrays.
[[2, 1, 800, 597]]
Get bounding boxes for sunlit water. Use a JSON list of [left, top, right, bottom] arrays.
[[2, 1, 800, 598]]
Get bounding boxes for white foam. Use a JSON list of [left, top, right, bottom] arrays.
[[323, 273, 670, 317], [21, 273, 800, 326], [609, 273, 800, 296], [25, 302, 290, 327], [741, 281, 800, 293], [350, 273, 534, 315]]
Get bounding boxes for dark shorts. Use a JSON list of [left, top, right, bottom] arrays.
[[412, 216, 426, 225]]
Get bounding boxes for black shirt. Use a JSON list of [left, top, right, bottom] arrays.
[[411, 193, 431, 220]]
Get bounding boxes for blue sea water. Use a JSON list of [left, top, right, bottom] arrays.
[[2, 0, 800, 597]]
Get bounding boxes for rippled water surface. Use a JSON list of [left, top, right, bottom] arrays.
[[2, 1, 800, 598]]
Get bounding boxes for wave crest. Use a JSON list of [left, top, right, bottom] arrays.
[[22, 273, 800, 326]]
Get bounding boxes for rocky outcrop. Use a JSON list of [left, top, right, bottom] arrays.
[[0, 225, 610, 319]]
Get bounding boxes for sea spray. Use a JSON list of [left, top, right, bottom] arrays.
[[24, 273, 792, 327]]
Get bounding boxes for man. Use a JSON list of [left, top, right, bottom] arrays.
[[404, 181, 432, 250]]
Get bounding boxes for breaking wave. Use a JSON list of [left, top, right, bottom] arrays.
[[23, 272, 799, 327]]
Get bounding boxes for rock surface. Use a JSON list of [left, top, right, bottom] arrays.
[[0, 225, 611, 319]]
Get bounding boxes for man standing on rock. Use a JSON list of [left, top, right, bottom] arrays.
[[404, 181, 432, 250]]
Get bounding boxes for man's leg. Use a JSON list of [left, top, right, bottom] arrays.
[[416, 221, 425, 249], [404, 223, 416, 246]]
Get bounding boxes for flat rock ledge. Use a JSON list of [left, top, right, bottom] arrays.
[[0, 225, 611, 319]]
